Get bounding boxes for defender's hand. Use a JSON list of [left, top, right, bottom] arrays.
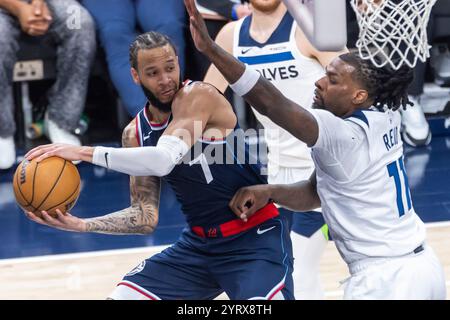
[[184, 0, 215, 53], [229, 185, 272, 222]]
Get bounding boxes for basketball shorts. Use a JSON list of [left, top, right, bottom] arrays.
[[278, 208, 328, 239], [109, 216, 294, 300], [342, 244, 446, 300]]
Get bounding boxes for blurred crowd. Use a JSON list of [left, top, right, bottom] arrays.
[[0, 0, 449, 171]]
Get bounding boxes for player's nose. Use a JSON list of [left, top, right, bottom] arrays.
[[159, 72, 172, 86], [315, 76, 325, 91]]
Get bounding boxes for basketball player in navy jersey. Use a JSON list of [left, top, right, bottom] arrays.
[[25, 31, 294, 300], [204, 0, 347, 299]]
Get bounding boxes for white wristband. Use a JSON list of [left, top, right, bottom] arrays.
[[229, 66, 260, 96], [93, 146, 112, 168]]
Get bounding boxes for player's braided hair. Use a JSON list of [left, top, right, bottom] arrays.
[[129, 31, 178, 70], [339, 53, 414, 111]]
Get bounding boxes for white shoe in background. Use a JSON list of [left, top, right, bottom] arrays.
[[0, 136, 16, 170], [400, 95, 432, 147], [45, 113, 81, 164], [420, 83, 450, 114], [431, 44, 450, 81]]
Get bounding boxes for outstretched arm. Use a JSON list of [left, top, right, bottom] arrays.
[[203, 21, 237, 93], [229, 172, 321, 221], [25, 121, 160, 235], [185, 0, 319, 147]]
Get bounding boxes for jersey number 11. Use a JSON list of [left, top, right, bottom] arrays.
[[387, 156, 412, 217]]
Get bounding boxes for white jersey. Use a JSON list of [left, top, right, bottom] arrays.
[[309, 108, 426, 264], [233, 12, 325, 178]]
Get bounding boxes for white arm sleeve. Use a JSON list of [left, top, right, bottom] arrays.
[[92, 135, 189, 177]]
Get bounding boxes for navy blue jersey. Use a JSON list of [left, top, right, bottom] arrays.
[[135, 99, 267, 228]]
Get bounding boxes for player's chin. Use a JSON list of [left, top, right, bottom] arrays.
[[312, 101, 325, 110]]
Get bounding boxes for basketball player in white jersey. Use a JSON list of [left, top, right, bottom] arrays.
[[204, 0, 346, 299], [185, 0, 446, 299]]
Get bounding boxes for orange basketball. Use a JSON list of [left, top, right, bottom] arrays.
[[13, 156, 81, 218]]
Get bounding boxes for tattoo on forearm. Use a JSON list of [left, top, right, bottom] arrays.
[[85, 208, 154, 235], [85, 207, 157, 235], [85, 122, 161, 235]]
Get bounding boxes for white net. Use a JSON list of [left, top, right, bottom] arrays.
[[351, 0, 437, 70]]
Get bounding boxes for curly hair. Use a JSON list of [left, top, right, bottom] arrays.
[[129, 31, 178, 70], [339, 53, 414, 111]]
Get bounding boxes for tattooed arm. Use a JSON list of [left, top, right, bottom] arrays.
[[25, 120, 160, 235], [84, 175, 160, 235], [84, 120, 161, 235]]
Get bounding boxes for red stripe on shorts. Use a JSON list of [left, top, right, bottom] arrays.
[[117, 281, 158, 300]]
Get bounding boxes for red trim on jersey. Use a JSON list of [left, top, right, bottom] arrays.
[[200, 136, 226, 142], [134, 116, 141, 146], [142, 102, 170, 129], [149, 117, 170, 127], [140, 80, 190, 129], [192, 203, 279, 238], [117, 282, 158, 300], [268, 283, 285, 300]]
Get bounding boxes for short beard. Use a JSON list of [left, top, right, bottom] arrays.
[[141, 84, 173, 113], [251, 0, 281, 13]]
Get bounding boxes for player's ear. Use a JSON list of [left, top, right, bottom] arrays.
[[352, 89, 369, 106], [131, 68, 141, 85]]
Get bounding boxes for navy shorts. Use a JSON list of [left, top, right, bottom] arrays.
[[278, 208, 328, 238], [115, 216, 294, 300]]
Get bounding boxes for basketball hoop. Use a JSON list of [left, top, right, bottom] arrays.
[[351, 0, 437, 70]]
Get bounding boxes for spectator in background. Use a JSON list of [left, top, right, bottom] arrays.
[[189, 0, 252, 80], [0, 0, 96, 170], [81, 0, 186, 117]]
